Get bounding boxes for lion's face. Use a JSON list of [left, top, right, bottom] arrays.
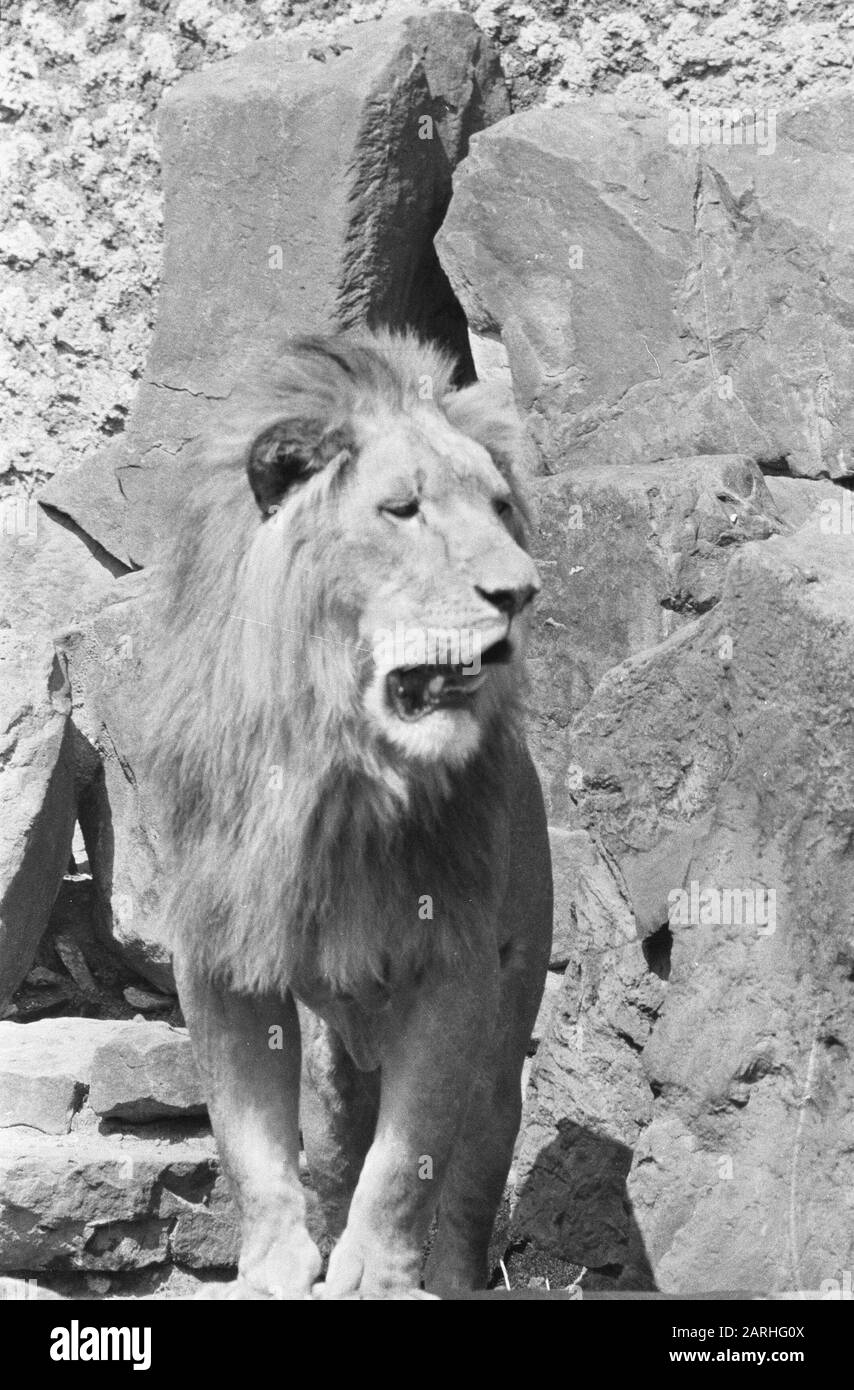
[[334, 404, 540, 765], [236, 334, 541, 773]]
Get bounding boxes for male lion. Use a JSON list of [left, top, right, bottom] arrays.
[[149, 331, 552, 1299]]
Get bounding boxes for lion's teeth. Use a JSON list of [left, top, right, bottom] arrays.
[[427, 675, 446, 697]]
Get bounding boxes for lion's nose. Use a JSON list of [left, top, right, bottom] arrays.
[[475, 582, 539, 618]]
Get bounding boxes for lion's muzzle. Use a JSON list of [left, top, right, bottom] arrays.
[[386, 635, 513, 722]]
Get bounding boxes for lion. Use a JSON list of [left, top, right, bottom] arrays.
[[148, 330, 553, 1299]]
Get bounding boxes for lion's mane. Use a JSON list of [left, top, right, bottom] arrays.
[[147, 332, 531, 999]]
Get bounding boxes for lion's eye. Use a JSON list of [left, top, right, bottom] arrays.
[[494, 497, 512, 519], [381, 499, 420, 519]]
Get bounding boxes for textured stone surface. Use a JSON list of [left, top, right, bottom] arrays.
[[527, 456, 784, 802], [0, 1019, 203, 1131], [512, 838, 663, 1288], [530, 968, 562, 1048], [0, 1017, 223, 1274], [553, 522, 854, 1290], [0, 1019, 100, 1135], [0, 509, 122, 642], [165, 1176, 239, 1270], [55, 572, 172, 991], [6, 1, 854, 496], [566, 522, 854, 921], [763, 474, 842, 533], [438, 97, 854, 483], [548, 825, 634, 971], [0, 507, 141, 1001], [89, 1021, 204, 1122], [0, 1128, 236, 1273], [0, 633, 81, 1010], [40, 10, 509, 566]]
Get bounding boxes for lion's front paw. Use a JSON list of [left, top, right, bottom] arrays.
[[317, 1233, 433, 1301], [236, 1225, 322, 1300]]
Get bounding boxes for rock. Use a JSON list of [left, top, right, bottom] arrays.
[[0, 1019, 99, 1135], [0, 1128, 236, 1273], [511, 836, 664, 1287], [530, 970, 562, 1049], [468, 331, 513, 388], [0, 507, 123, 642], [88, 1021, 204, 1122], [0, 509, 131, 1007], [548, 827, 577, 970], [0, 632, 85, 1010], [438, 96, 854, 483], [40, 11, 509, 568], [526, 456, 784, 796], [0, 1017, 224, 1273], [549, 825, 636, 970], [122, 986, 172, 1012], [55, 571, 172, 992], [0, 1019, 203, 1130], [3, 982, 73, 1023], [554, 522, 854, 1290], [764, 475, 848, 535], [10, 875, 160, 1023], [165, 1176, 239, 1270], [567, 521, 854, 921], [52, 932, 98, 996]]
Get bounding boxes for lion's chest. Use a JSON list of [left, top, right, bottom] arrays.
[[289, 867, 501, 1072]]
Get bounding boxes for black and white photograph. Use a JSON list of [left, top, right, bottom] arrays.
[[0, 0, 852, 1361]]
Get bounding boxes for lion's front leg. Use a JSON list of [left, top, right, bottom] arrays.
[[175, 953, 322, 1299], [319, 955, 499, 1300]]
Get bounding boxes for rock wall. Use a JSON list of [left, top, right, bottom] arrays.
[[0, 1018, 239, 1297], [3, 1, 854, 493], [438, 95, 854, 1293]]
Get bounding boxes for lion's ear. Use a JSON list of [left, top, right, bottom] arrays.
[[246, 420, 351, 516]]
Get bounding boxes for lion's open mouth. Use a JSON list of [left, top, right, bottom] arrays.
[[386, 638, 513, 722]]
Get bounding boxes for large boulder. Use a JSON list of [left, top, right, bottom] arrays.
[[0, 632, 91, 1010], [88, 1022, 204, 1124], [0, 1129, 235, 1273], [0, 1018, 102, 1135], [763, 476, 841, 534], [512, 835, 663, 1290], [0, 507, 123, 642], [438, 96, 854, 483], [526, 455, 784, 802], [55, 571, 171, 991], [0, 1016, 232, 1275], [41, 11, 509, 569], [533, 522, 854, 1291], [0, 1018, 203, 1132], [0, 503, 133, 1006]]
